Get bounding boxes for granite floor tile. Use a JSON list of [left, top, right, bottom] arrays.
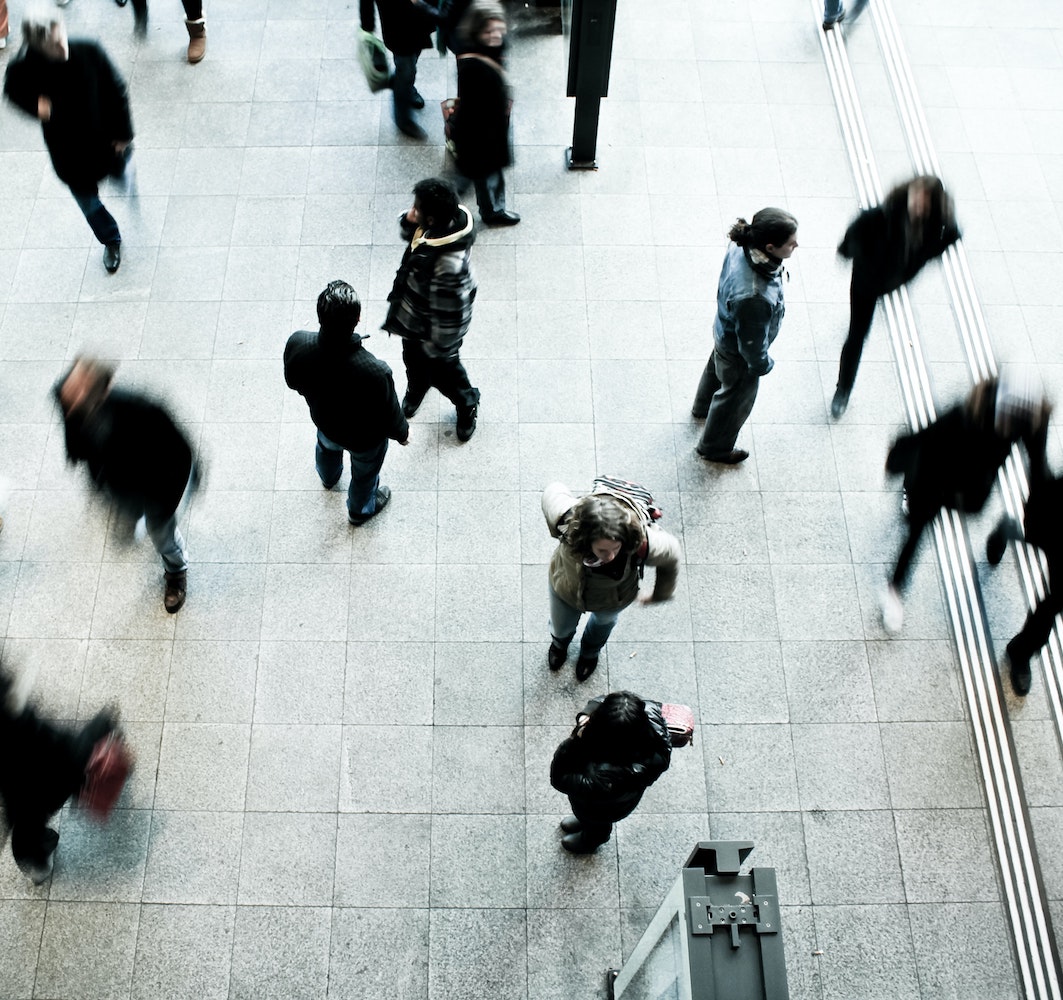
[[131, 904, 234, 1000], [329, 908, 429, 1000], [229, 905, 331, 1000]]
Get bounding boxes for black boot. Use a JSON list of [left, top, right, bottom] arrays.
[[575, 649, 599, 682], [456, 404, 478, 442], [548, 636, 571, 671], [1007, 640, 1032, 696]]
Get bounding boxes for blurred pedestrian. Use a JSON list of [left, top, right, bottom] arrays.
[[832, 175, 960, 418], [54, 356, 196, 613], [882, 374, 1049, 635], [383, 177, 481, 442], [3, 5, 134, 273], [284, 280, 410, 526], [361, 0, 434, 140], [986, 430, 1061, 696], [550, 691, 672, 854], [449, 1, 519, 226], [0, 668, 122, 884], [822, 0, 868, 30], [542, 481, 681, 681], [692, 209, 799, 464], [119, 0, 207, 62]]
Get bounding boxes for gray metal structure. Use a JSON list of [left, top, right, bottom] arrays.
[[609, 842, 789, 1000], [561, 0, 617, 169]]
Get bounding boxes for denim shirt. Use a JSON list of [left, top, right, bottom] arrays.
[[712, 242, 786, 376]]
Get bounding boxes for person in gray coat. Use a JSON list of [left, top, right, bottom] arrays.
[[692, 209, 798, 465]]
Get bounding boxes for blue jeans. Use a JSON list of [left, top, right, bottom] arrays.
[[392, 53, 420, 126], [316, 431, 388, 520], [548, 585, 622, 657], [69, 187, 121, 246], [823, 0, 843, 20], [694, 346, 762, 457], [145, 510, 188, 574]]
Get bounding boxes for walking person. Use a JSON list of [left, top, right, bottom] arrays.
[[54, 356, 197, 613], [119, 0, 207, 61], [692, 209, 799, 464], [542, 481, 681, 682], [361, 0, 434, 139], [881, 374, 1049, 636], [550, 691, 672, 854], [986, 427, 1061, 696], [284, 280, 410, 526], [383, 177, 481, 442], [449, 1, 519, 226], [822, 0, 868, 30], [831, 175, 960, 418], [3, 6, 134, 273]]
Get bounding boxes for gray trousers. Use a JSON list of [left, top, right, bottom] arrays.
[[693, 347, 761, 457]]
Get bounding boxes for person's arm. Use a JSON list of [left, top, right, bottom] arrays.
[[837, 208, 877, 260], [360, 0, 377, 32], [732, 295, 775, 375], [2, 58, 44, 120], [541, 482, 578, 539], [642, 526, 682, 602], [95, 45, 134, 146], [549, 739, 637, 798], [383, 370, 411, 444]]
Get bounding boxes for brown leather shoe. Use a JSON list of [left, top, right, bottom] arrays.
[[164, 571, 187, 613], [185, 19, 206, 64]]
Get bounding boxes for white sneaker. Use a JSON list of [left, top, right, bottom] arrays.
[[900, 490, 909, 517], [880, 585, 904, 635]]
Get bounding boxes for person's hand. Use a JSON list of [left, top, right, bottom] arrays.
[[37, 96, 52, 122], [113, 140, 130, 154]]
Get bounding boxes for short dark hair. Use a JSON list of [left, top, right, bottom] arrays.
[[728, 208, 798, 253], [413, 177, 460, 228], [316, 280, 361, 335]]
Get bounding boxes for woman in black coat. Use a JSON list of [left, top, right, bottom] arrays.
[[881, 375, 1049, 636], [550, 691, 672, 854], [450, 2, 519, 226], [832, 175, 960, 418]]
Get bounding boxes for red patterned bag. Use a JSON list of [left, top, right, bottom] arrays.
[[78, 734, 134, 820], [660, 703, 696, 748]]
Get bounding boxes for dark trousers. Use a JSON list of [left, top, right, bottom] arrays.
[[316, 431, 388, 520], [891, 506, 935, 591], [130, 0, 204, 20], [992, 518, 1063, 661], [836, 275, 879, 395], [693, 346, 761, 457], [69, 186, 121, 246], [402, 339, 480, 412], [456, 170, 506, 219], [392, 53, 420, 127]]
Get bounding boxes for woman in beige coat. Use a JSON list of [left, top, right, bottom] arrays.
[[542, 482, 681, 681]]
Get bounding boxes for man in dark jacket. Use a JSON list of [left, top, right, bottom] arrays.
[[285, 280, 409, 526], [3, 9, 134, 273], [383, 177, 481, 442], [361, 0, 434, 139], [55, 357, 195, 613]]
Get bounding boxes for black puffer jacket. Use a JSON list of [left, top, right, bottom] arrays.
[[284, 330, 409, 452], [360, 0, 434, 55], [3, 40, 133, 189], [453, 47, 512, 180], [550, 700, 672, 823]]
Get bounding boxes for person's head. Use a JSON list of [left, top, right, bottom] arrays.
[[316, 280, 362, 340], [460, 1, 507, 48], [22, 4, 68, 61], [410, 177, 460, 231], [561, 494, 643, 565], [580, 691, 656, 762], [969, 369, 1051, 440], [728, 208, 799, 260], [55, 356, 115, 418]]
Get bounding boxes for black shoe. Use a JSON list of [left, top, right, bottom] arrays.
[[574, 651, 598, 682], [402, 394, 422, 419], [411, 89, 425, 109], [547, 638, 571, 671], [831, 389, 849, 419], [116, 0, 128, 6], [396, 119, 427, 141], [986, 529, 1007, 566], [560, 815, 582, 834], [456, 405, 477, 442], [697, 448, 748, 465], [691, 409, 707, 420], [823, 11, 844, 29], [103, 242, 121, 274], [349, 485, 392, 526], [1007, 642, 1032, 696], [561, 832, 598, 854], [482, 210, 521, 227], [134, 10, 148, 36]]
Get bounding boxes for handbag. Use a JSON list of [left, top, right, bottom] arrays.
[[440, 98, 460, 159], [358, 29, 391, 93], [78, 733, 134, 820], [658, 702, 696, 748]]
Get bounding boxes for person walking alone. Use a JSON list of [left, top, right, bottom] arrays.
[[284, 280, 409, 526], [692, 209, 798, 464], [361, 0, 434, 139]]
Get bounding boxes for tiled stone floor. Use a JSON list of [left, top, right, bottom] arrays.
[[0, 0, 1061, 997]]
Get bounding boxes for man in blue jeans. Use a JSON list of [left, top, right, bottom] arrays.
[[3, 8, 133, 273], [284, 280, 410, 526]]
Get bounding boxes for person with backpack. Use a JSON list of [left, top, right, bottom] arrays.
[[549, 690, 672, 854], [542, 480, 681, 682]]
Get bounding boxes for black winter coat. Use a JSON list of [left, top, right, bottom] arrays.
[[283, 331, 409, 452], [839, 196, 960, 298], [3, 40, 133, 189], [59, 388, 194, 521], [453, 49, 512, 179], [550, 702, 672, 823], [361, 0, 434, 55]]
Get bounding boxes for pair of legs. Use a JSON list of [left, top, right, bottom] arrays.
[[315, 432, 389, 521], [833, 274, 879, 405], [692, 346, 761, 459], [401, 339, 480, 415], [392, 52, 422, 132], [548, 586, 621, 658], [455, 170, 512, 222], [128, 0, 204, 25]]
